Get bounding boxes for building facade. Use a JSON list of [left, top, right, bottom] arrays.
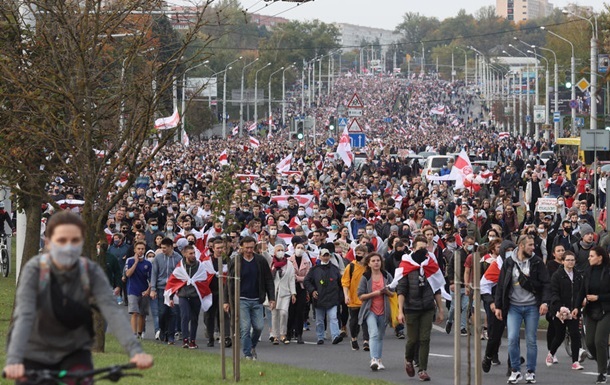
[[496, 0, 554, 21]]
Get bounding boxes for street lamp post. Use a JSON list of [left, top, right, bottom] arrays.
[[240, 58, 259, 136], [181, 60, 210, 136], [509, 44, 534, 136], [268, 66, 285, 131], [541, 26, 575, 134], [455, 47, 468, 84], [254, 62, 271, 125], [536, 45, 559, 140], [282, 64, 296, 128], [222, 56, 243, 139], [529, 50, 549, 139]]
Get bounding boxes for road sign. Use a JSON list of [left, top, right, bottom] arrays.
[[348, 109, 363, 117], [337, 117, 348, 127], [576, 78, 590, 92], [349, 133, 366, 148], [600, 54, 609, 74], [526, 115, 531, 123], [533, 105, 545, 124], [383, 117, 392, 123], [337, 105, 347, 116], [575, 117, 585, 127], [553, 111, 561, 123], [347, 118, 363, 133], [347, 93, 364, 109], [326, 137, 335, 146], [569, 100, 578, 109], [581, 130, 610, 151]]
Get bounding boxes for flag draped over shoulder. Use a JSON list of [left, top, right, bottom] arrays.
[[480, 256, 503, 296], [388, 251, 446, 296], [164, 260, 213, 311]]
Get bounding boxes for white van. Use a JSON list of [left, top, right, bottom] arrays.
[[422, 155, 454, 180]]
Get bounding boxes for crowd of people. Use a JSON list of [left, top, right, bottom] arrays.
[[5, 72, 610, 384]]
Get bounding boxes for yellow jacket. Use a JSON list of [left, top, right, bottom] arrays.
[[341, 261, 366, 308]]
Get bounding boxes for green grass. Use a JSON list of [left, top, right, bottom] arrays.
[[0, 249, 392, 385]]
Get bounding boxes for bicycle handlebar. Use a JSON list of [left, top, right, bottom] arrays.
[[2, 363, 139, 384]]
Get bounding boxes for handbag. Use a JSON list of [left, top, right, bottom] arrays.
[[514, 262, 536, 294], [388, 292, 400, 328]]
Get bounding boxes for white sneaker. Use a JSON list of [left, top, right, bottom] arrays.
[[545, 352, 553, 367], [552, 355, 558, 364], [155, 330, 160, 340], [507, 371, 522, 384], [578, 348, 587, 363], [370, 358, 379, 371], [524, 371, 536, 384], [572, 361, 584, 370], [377, 360, 385, 370]]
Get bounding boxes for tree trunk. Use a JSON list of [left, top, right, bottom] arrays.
[[22, 195, 42, 267]]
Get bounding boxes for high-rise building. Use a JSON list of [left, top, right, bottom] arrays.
[[496, 0, 554, 21]]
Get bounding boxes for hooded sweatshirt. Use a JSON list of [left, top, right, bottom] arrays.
[[507, 249, 537, 307]]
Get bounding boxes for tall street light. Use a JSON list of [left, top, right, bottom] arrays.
[[503, 50, 524, 136], [535, 45, 559, 140], [509, 44, 533, 136], [529, 50, 549, 138], [455, 47, 468, 84], [563, 8, 599, 130], [541, 26, 575, 133], [222, 56, 243, 139], [268, 66, 285, 131], [181, 60, 209, 136], [254, 62, 271, 125], [239, 58, 259, 135], [515, 37, 543, 138], [282, 64, 296, 127]]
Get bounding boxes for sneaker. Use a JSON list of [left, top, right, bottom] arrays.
[[224, 337, 232, 348], [189, 340, 198, 349], [445, 321, 453, 334], [351, 340, 359, 351], [175, 331, 182, 340], [482, 356, 492, 373], [378, 360, 385, 370], [155, 330, 160, 340], [524, 371, 535, 384], [418, 370, 431, 381], [481, 327, 488, 340], [303, 321, 310, 331], [297, 336, 304, 344], [571, 362, 584, 370], [460, 328, 468, 336], [405, 360, 415, 377], [363, 341, 370, 351], [396, 331, 405, 339], [251, 348, 257, 360], [244, 355, 253, 360], [370, 358, 379, 371], [207, 340, 214, 347], [492, 356, 501, 366], [545, 352, 553, 367], [317, 339, 324, 345], [552, 355, 558, 364], [332, 336, 343, 345], [272, 338, 279, 345], [182, 339, 189, 349], [579, 348, 588, 363], [597, 374, 607, 384], [507, 371, 522, 384], [140, 332, 145, 340], [340, 326, 348, 338], [167, 340, 175, 345]]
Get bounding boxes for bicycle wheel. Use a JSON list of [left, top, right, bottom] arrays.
[[1, 248, 9, 277]]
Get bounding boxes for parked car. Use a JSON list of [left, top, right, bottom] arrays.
[[422, 155, 454, 180]]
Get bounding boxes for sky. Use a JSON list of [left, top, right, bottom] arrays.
[[238, 0, 600, 31]]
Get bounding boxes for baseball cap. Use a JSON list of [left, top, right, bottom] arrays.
[[319, 248, 330, 256]]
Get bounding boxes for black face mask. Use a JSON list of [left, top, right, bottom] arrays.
[[135, 224, 142, 230], [564, 226, 572, 232], [109, 223, 116, 230]]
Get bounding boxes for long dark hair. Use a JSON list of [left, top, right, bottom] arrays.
[[591, 246, 610, 266]]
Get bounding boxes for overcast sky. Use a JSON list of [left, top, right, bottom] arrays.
[[238, 0, 600, 30]]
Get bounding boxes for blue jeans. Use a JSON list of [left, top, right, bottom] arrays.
[[507, 304, 539, 373], [240, 299, 264, 357], [150, 298, 160, 333], [366, 312, 386, 360], [448, 288, 469, 330], [315, 306, 339, 341]]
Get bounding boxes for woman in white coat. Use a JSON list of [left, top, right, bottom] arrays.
[[270, 244, 296, 344]]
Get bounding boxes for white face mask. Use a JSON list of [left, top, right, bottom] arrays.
[[279, 221, 286, 227], [298, 210, 305, 217], [269, 229, 277, 236], [466, 245, 474, 251], [366, 229, 373, 236], [436, 221, 443, 228], [537, 228, 545, 233], [276, 251, 285, 259], [488, 236, 496, 241], [50, 242, 83, 268], [294, 249, 304, 257]]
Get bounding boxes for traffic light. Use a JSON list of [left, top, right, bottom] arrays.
[[296, 121, 304, 140], [329, 115, 335, 131], [564, 70, 572, 89]]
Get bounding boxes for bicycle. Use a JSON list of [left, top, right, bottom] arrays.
[[2, 363, 141, 385], [564, 315, 593, 362], [0, 233, 10, 278]]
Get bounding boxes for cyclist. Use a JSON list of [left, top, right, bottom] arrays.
[[3, 211, 153, 382], [0, 202, 15, 235]]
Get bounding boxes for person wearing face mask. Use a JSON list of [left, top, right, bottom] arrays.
[[144, 219, 163, 252], [125, 241, 152, 339], [287, 240, 312, 344], [3, 211, 153, 382], [269, 245, 296, 345], [446, 235, 476, 336], [552, 219, 577, 254], [98, 241, 122, 303], [341, 245, 370, 351], [572, 224, 597, 273]]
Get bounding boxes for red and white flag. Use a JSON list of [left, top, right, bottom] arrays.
[[163, 260, 213, 311], [481, 256, 503, 295], [449, 149, 473, 190], [249, 136, 260, 148], [181, 131, 190, 147], [389, 251, 446, 297], [276, 153, 292, 173], [271, 195, 314, 209], [498, 132, 510, 140], [154, 109, 180, 130], [232, 126, 239, 136], [218, 150, 228, 166], [336, 126, 354, 168], [247, 122, 257, 132], [235, 174, 259, 183], [430, 105, 446, 115]]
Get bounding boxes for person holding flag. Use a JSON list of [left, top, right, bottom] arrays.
[[164, 244, 213, 349], [396, 236, 445, 382]]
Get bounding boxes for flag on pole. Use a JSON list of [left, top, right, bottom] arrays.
[[232, 126, 239, 136], [276, 153, 292, 173], [218, 150, 228, 166], [336, 126, 354, 168], [154, 109, 180, 130], [247, 122, 257, 132], [430, 105, 446, 115], [498, 132, 510, 140], [449, 149, 474, 190], [181, 131, 190, 147], [267, 129, 273, 139], [249, 136, 260, 148]]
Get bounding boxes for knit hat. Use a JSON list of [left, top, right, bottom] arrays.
[[176, 237, 189, 251], [580, 223, 594, 237]]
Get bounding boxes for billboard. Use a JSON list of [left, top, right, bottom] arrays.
[[186, 77, 217, 98]]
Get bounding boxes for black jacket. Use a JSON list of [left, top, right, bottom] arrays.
[[495, 253, 551, 316], [583, 265, 610, 313], [225, 253, 275, 306], [304, 263, 342, 309], [550, 267, 585, 316]]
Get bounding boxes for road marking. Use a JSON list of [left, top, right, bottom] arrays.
[[429, 353, 453, 358], [582, 372, 599, 376]]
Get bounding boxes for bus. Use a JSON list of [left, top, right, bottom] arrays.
[[555, 137, 610, 166]]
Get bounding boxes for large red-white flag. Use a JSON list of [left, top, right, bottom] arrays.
[[276, 153, 292, 173], [336, 127, 354, 168], [218, 150, 228, 166], [449, 149, 473, 190], [247, 122, 257, 132], [181, 131, 190, 147], [232, 126, 239, 136], [154, 109, 180, 130], [249, 136, 260, 148]]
